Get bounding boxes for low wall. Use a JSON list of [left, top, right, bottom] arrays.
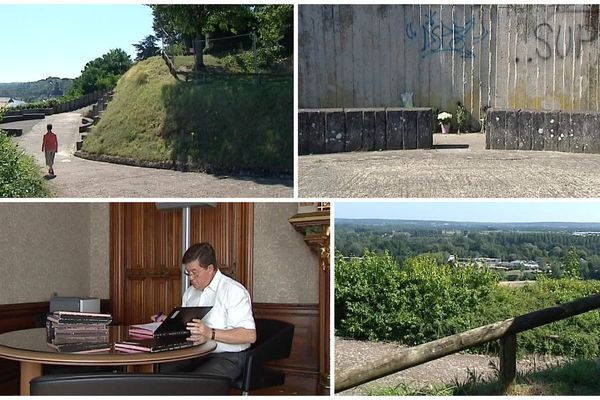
[[0, 114, 45, 123], [53, 91, 107, 114], [298, 108, 432, 155], [486, 109, 600, 153]]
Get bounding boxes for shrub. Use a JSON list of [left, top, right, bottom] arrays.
[[335, 251, 497, 343], [0, 132, 49, 197], [336, 251, 600, 358]]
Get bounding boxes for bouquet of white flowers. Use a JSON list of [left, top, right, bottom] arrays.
[[437, 112, 453, 125]]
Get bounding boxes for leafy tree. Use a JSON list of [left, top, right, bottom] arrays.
[[133, 35, 160, 61], [562, 246, 581, 279], [150, 5, 241, 70], [253, 5, 293, 66], [68, 49, 132, 96]]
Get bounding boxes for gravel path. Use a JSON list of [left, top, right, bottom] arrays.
[[335, 337, 564, 395], [3, 111, 292, 198]]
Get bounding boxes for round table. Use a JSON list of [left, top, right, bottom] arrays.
[[0, 326, 216, 395]]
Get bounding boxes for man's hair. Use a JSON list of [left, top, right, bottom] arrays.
[[182, 242, 217, 269], [47, 123, 52, 131]]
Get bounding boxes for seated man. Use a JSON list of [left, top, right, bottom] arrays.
[[155, 242, 256, 379]]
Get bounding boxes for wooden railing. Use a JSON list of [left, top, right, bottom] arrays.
[[335, 293, 600, 393]]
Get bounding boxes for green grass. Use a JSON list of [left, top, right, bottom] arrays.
[[0, 131, 49, 197], [368, 359, 600, 395], [82, 56, 293, 174]]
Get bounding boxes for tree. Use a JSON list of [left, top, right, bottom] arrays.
[[133, 35, 160, 61], [150, 5, 237, 70], [253, 5, 293, 66], [562, 246, 581, 279], [68, 49, 132, 97]]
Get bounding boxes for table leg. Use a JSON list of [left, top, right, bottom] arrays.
[[126, 364, 154, 373], [20, 361, 42, 396]]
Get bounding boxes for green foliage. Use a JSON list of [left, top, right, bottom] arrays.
[[335, 252, 497, 343], [151, 5, 292, 72], [562, 246, 581, 279], [133, 35, 161, 61], [0, 132, 49, 197], [336, 251, 600, 358], [336, 226, 600, 279], [372, 359, 600, 395], [160, 76, 293, 172], [68, 49, 132, 97], [456, 101, 468, 133]]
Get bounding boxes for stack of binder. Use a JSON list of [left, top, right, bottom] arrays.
[[46, 311, 112, 353]]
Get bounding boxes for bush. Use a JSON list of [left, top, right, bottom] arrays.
[[335, 251, 497, 343], [336, 251, 600, 358], [0, 132, 49, 197]]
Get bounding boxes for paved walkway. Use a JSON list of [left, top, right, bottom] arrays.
[[299, 133, 600, 198], [3, 111, 292, 198]]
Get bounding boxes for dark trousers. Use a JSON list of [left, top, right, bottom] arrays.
[[158, 351, 246, 381]]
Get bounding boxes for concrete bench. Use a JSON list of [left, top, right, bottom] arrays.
[[298, 107, 432, 155], [486, 109, 600, 153]]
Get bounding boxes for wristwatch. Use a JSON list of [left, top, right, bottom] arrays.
[[211, 328, 216, 340]]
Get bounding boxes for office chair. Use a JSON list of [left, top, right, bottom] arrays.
[[231, 318, 295, 395], [30, 373, 231, 395]]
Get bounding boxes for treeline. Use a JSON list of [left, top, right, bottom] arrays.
[[0, 78, 73, 102], [336, 228, 600, 279]]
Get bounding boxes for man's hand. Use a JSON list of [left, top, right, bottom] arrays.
[[186, 318, 211, 343], [150, 313, 166, 322]]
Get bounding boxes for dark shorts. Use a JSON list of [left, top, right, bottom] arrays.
[[45, 151, 56, 167]]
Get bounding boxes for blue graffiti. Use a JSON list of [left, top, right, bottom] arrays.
[[406, 11, 488, 59]]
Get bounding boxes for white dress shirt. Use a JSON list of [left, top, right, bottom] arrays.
[[182, 269, 255, 353]]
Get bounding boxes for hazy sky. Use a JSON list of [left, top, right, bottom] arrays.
[[0, 4, 154, 82], [335, 201, 600, 223]]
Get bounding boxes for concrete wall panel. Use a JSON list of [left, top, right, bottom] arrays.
[[300, 5, 600, 123]]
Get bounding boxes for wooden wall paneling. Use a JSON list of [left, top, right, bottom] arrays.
[[252, 303, 320, 394], [189, 203, 253, 291]]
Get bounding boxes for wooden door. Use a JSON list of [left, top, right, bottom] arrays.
[[110, 203, 254, 325], [110, 203, 182, 325], [189, 203, 254, 293]]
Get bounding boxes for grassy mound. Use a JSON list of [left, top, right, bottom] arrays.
[[82, 56, 292, 174], [0, 132, 49, 197]]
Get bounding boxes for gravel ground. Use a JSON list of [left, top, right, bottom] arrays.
[[335, 337, 565, 395]]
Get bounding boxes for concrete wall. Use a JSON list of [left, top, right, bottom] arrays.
[[0, 203, 109, 304], [253, 203, 319, 304], [299, 5, 600, 124]]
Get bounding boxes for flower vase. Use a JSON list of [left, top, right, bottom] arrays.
[[441, 123, 450, 134]]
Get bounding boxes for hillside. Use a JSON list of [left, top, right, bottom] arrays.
[[81, 56, 293, 175], [0, 77, 73, 101]]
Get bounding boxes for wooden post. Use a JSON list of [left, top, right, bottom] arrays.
[[499, 334, 517, 393]]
